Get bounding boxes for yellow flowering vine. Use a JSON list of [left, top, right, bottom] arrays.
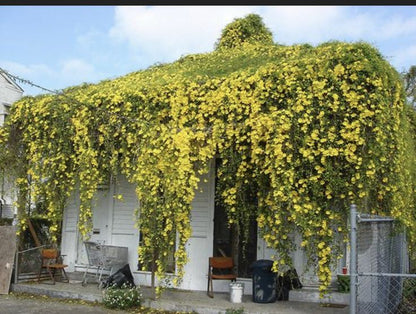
[[0, 15, 415, 296]]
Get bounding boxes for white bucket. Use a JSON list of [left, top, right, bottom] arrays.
[[229, 282, 244, 303]]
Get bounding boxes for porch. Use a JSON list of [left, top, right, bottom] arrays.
[[11, 272, 349, 314]]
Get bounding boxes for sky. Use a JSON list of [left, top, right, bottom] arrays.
[[1, 5, 416, 96]]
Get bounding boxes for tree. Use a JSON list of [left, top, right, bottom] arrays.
[[403, 65, 416, 108]]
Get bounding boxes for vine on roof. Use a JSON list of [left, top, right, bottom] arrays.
[[0, 15, 415, 297]]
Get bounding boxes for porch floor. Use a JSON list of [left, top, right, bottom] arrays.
[[11, 272, 349, 314]]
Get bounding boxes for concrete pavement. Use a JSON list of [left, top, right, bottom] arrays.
[[9, 271, 350, 314], [0, 293, 126, 314]]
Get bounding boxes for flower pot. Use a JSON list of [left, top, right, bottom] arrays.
[[230, 282, 244, 303]]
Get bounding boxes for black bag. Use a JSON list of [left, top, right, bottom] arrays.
[[276, 268, 303, 301], [102, 264, 135, 289], [287, 268, 303, 289], [276, 273, 291, 301]]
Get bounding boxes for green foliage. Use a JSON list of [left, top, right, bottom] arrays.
[[225, 308, 245, 314], [397, 278, 416, 313], [215, 14, 274, 50], [336, 275, 350, 293], [403, 278, 416, 298], [0, 218, 13, 226], [102, 283, 142, 310], [20, 218, 58, 249], [403, 65, 416, 107]]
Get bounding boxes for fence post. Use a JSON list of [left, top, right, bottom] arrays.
[[350, 204, 357, 314], [14, 250, 18, 284]]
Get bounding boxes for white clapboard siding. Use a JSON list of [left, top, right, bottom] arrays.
[[111, 176, 139, 272], [0, 72, 23, 106], [1, 204, 14, 219], [112, 176, 138, 235], [190, 177, 211, 239], [62, 190, 79, 233], [64, 200, 79, 232]]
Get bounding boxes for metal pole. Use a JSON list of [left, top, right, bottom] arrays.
[[14, 225, 19, 284], [350, 204, 357, 314], [14, 250, 18, 284]]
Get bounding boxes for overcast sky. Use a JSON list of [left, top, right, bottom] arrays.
[[1, 5, 415, 96]]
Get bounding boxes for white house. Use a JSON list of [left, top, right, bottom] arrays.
[[3, 15, 408, 307], [60, 160, 347, 299], [0, 71, 23, 126], [0, 71, 23, 219]]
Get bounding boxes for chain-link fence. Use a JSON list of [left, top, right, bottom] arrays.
[[356, 274, 416, 313], [350, 204, 416, 314]]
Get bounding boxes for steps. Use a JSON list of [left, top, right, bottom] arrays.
[[289, 288, 349, 305]]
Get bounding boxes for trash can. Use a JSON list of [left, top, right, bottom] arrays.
[[251, 259, 277, 303]]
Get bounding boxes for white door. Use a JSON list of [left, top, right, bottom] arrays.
[[89, 188, 111, 245], [76, 187, 112, 266], [181, 163, 215, 290], [61, 189, 80, 271]]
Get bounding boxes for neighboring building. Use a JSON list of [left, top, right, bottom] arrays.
[[0, 71, 23, 218], [0, 71, 23, 127]]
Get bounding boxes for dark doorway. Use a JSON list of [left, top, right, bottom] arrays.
[[213, 159, 257, 278]]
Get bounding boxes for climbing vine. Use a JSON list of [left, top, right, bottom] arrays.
[[1, 14, 415, 296]]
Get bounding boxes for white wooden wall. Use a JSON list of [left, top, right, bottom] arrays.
[[110, 176, 139, 271], [61, 168, 344, 291], [0, 72, 23, 217], [0, 72, 23, 109], [257, 231, 344, 288]]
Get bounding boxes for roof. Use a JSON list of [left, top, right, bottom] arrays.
[[0, 71, 24, 94]]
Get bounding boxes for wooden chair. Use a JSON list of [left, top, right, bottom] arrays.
[[38, 248, 69, 284], [207, 257, 237, 298]]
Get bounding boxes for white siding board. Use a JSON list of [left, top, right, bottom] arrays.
[[111, 176, 139, 272], [0, 73, 23, 110], [190, 174, 211, 239], [112, 176, 138, 236]]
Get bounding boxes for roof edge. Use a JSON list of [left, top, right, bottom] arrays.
[[0, 72, 24, 93]]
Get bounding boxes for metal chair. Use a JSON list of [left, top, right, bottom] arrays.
[[38, 248, 69, 284], [207, 256, 237, 298]]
